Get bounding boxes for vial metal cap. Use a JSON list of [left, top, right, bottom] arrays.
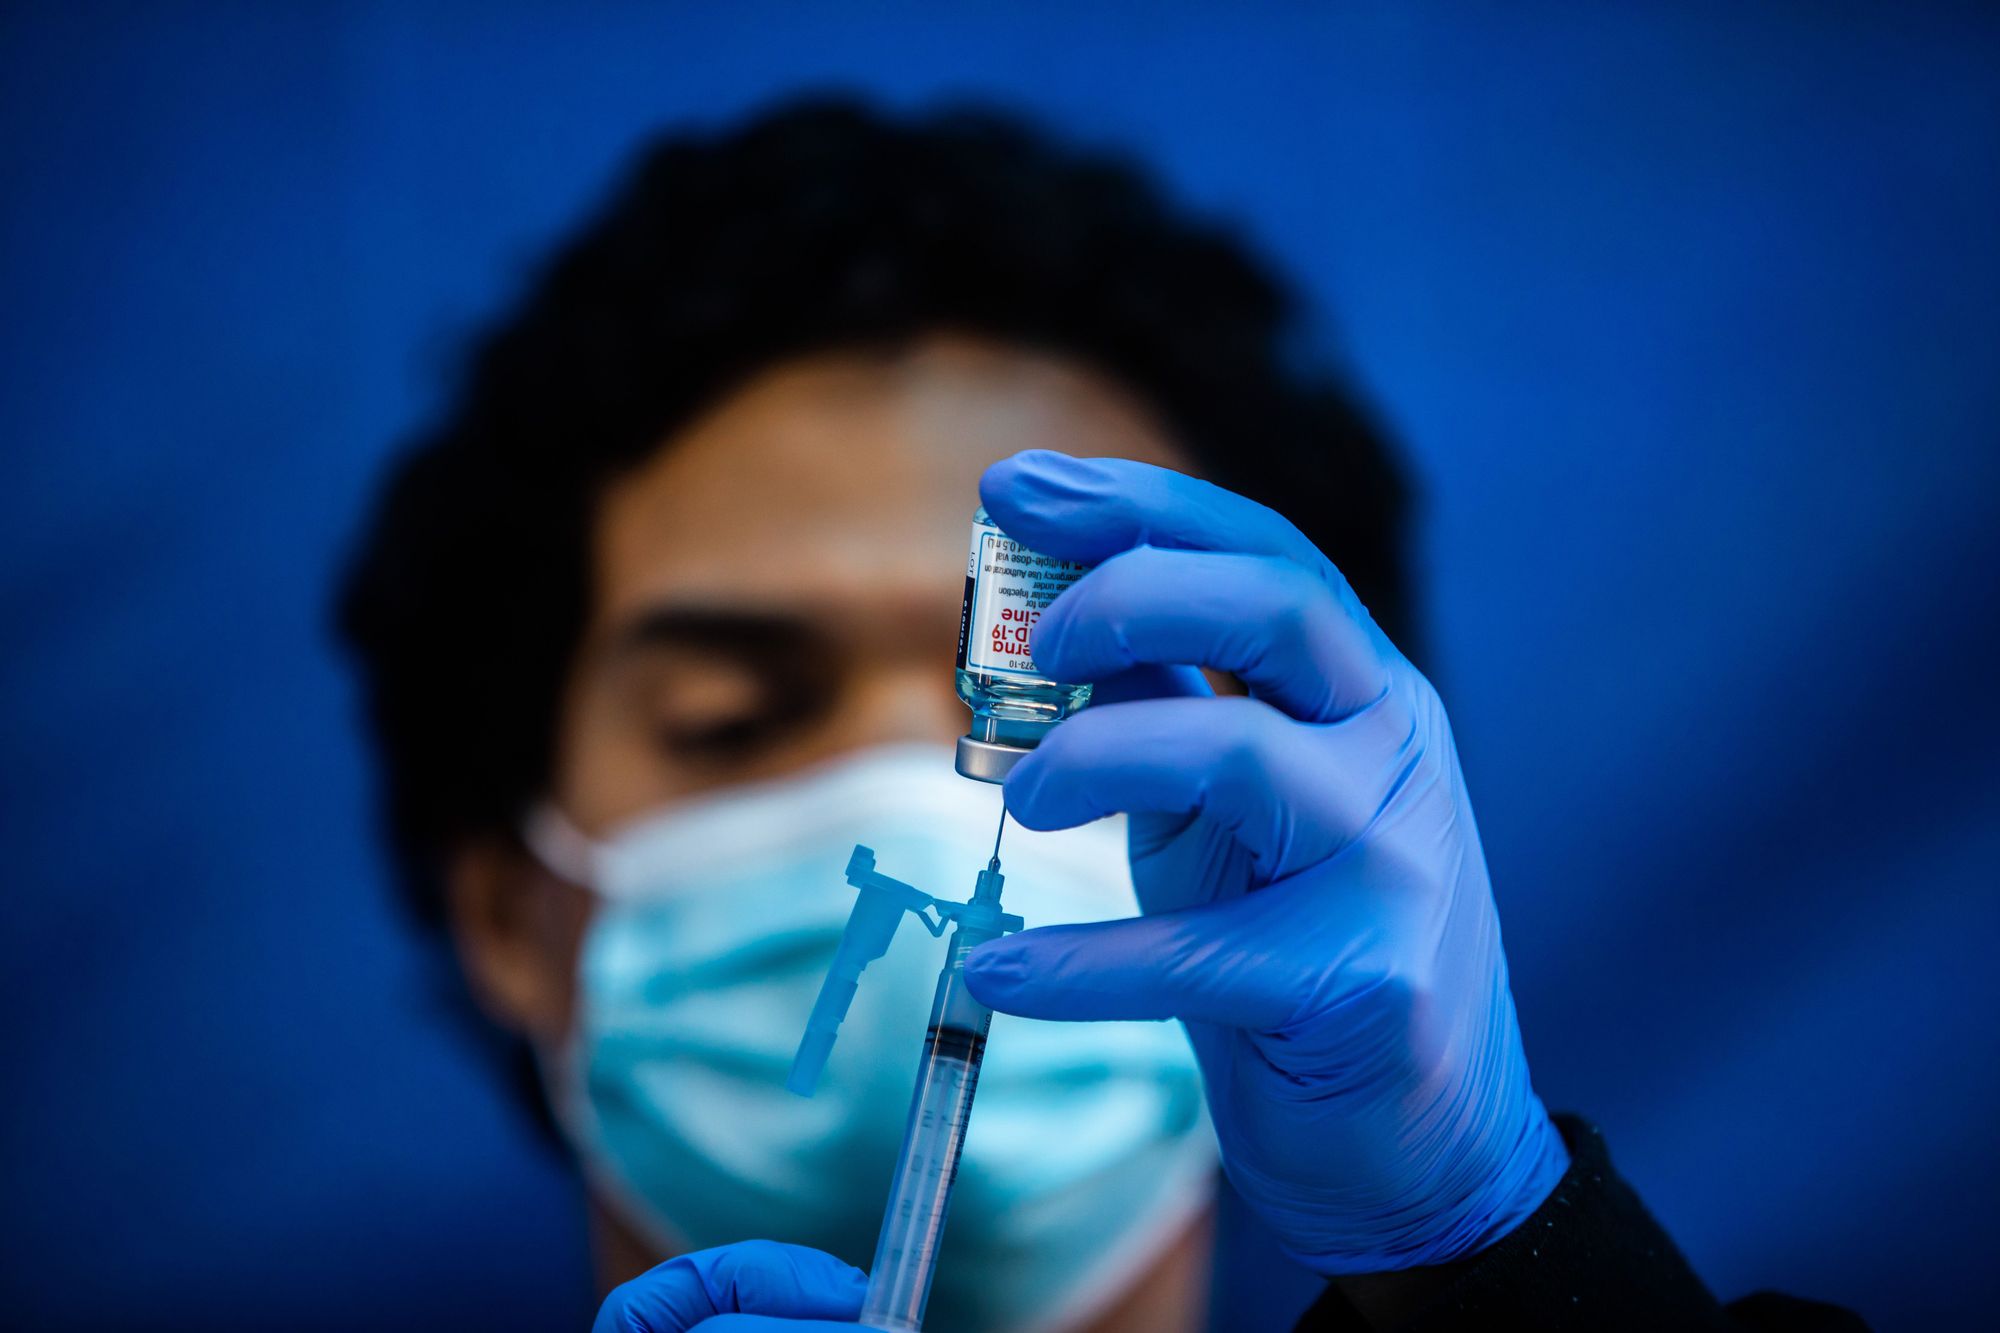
[[955, 735, 1028, 784]]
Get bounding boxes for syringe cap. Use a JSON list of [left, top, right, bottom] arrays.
[[787, 1029, 837, 1097]]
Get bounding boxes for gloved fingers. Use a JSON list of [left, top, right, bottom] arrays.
[[692, 1312, 872, 1320], [979, 450, 1329, 570], [593, 1241, 866, 1333], [1005, 697, 1285, 859], [1034, 547, 1389, 723], [961, 887, 1310, 1030], [691, 1242, 866, 1322], [1004, 696, 1388, 874], [1087, 662, 1213, 706]]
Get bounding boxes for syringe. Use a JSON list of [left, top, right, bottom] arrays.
[[862, 833, 1009, 1330], [787, 814, 1022, 1332]]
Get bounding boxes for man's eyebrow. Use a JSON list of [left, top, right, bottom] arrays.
[[610, 604, 824, 658]]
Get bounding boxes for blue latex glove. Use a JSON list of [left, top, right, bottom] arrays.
[[961, 451, 1570, 1276], [592, 1241, 866, 1333]]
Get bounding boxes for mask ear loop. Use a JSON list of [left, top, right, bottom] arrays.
[[522, 802, 600, 888]]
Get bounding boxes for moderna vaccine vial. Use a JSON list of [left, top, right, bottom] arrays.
[[954, 505, 1092, 782]]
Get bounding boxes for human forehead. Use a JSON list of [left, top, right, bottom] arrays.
[[591, 339, 1185, 616]]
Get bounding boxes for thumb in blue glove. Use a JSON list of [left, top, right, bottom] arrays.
[[593, 1240, 867, 1333], [960, 450, 1569, 1277]]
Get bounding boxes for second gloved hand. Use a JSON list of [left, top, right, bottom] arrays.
[[593, 1241, 865, 1333], [960, 451, 1569, 1277]]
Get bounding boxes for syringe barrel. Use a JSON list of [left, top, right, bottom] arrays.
[[859, 921, 1001, 1332]]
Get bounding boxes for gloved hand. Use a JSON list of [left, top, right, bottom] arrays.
[[593, 1241, 866, 1333], [961, 451, 1570, 1276]]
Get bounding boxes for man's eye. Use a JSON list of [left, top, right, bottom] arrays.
[[646, 662, 791, 759], [656, 710, 786, 758], [630, 625, 838, 764]]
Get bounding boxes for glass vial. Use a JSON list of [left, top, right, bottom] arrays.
[[954, 505, 1092, 782]]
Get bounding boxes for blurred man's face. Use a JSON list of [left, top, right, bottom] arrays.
[[445, 338, 1209, 1322], [445, 335, 1187, 1056]]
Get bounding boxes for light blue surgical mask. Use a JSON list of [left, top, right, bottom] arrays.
[[528, 744, 1215, 1333]]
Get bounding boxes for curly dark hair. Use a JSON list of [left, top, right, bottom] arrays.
[[337, 97, 1412, 927]]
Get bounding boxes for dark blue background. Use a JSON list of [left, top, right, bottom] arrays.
[[3, 4, 1996, 1329]]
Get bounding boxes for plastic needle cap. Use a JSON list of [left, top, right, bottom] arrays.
[[787, 846, 936, 1097]]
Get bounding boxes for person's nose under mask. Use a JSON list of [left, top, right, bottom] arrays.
[[526, 742, 1217, 1333]]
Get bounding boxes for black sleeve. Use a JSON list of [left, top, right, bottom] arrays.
[[1291, 1115, 1869, 1333]]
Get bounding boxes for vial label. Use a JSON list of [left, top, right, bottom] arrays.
[[956, 516, 1088, 678]]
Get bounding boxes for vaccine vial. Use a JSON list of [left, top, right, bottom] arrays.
[[954, 505, 1092, 782]]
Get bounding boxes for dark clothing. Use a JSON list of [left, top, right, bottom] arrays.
[[1294, 1116, 1868, 1332]]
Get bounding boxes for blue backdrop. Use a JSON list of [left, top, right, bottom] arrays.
[[3, 4, 1996, 1329]]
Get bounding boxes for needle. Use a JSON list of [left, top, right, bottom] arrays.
[[989, 803, 1007, 871]]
